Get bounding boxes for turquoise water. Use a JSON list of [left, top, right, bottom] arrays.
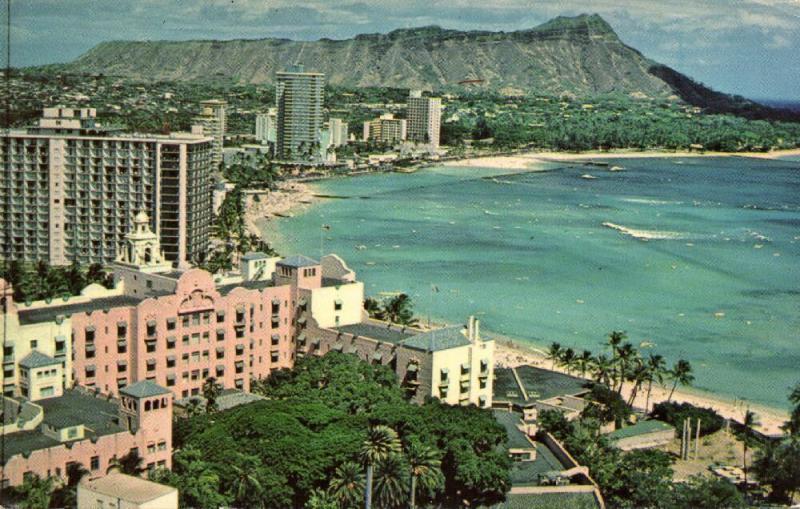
[[265, 157, 800, 409]]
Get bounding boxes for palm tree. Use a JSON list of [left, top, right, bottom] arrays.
[[202, 377, 223, 413], [644, 354, 667, 413], [546, 342, 563, 370], [626, 359, 649, 407], [382, 294, 418, 326], [364, 297, 385, 320], [783, 381, 800, 436], [614, 342, 638, 394], [560, 347, 577, 374], [329, 461, 365, 509], [406, 442, 443, 509], [360, 425, 401, 509], [667, 359, 694, 402], [590, 354, 614, 386], [230, 456, 265, 508], [16, 473, 55, 509], [575, 350, 593, 378], [606, 330, 627, 354], [373, 454, 409, 509], [111, 450, 144, 475], [742, 409, 759, 488]]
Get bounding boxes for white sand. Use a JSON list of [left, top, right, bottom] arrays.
[[243, 181, 316, 236], [443, 148, 800, 170]]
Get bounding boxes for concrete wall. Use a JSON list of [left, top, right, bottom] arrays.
[[613, 429, 676, 451], [308, 282, 364, 328]]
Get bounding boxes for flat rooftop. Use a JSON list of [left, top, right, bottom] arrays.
[[494, 410, 535, 450], [607, 419, 674, 440], [4, 389, 125, 462], [17, 295, 150, 325], [81, 472, 176, 503], [494, 366, 589, 404], [216, 278, 276, 296], [489, 491, 601, 509], [335, 322, 416, 345]]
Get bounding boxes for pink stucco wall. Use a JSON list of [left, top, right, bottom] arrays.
[[3, 391, 172, 486], [71, 269, 296, 399]]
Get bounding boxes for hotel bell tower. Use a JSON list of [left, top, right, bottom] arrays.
[[115, 212, 173, 273]]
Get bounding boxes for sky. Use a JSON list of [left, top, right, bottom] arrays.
[[5, 0, 800, 100]]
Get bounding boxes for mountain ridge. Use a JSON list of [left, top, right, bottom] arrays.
[[52, 14, 798, 121]]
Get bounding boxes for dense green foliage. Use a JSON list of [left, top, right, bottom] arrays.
[[0, 260, 113, 303], [443, 93, 800, 152], [539, 412, 745, 509], [159, 353, 509, 508], [752, 381, 800, 504], [7, 71, 799, 158], [364, 293, 419, 326], [650, 401, 724, 437]]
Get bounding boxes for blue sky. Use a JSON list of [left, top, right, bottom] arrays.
[[6, 0, 800, 100]]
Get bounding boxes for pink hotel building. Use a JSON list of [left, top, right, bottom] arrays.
[[1, 216, 365, 487]]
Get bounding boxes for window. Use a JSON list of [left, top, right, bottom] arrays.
[[30, 339, 38, 349], [167, 337, 176, 349], [85, 366, 95, 378], [271, 352, 279, 363], [216, 330, 225, 341], [117, 323, 126, 338], [235, 345, 244, 355], [216, 311, 225, 323], [334, 301, 343, 311], [146, 321, 156, 336], [236, 328, 244, 339], [191, 313, 200, 326], [182, 316, 190, 328], [158, 441, 167, 451], [90, 456, 99, 470], [146, 340, 156, 353], [166, 318, 176, 330], [166, 356, 176, 368], [147, 443, 156, 454], [85, 328, 95, 343]]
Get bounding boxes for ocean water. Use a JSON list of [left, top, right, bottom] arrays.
[[263, 157, 800, 409]]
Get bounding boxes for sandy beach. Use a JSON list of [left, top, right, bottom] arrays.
[[494, 340, 790, 437], [444, 148, 800, 170], [243, 181, 317, 237]]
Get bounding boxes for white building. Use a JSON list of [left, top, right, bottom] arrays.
[[363, 114, 408, 145], [255, 108, 277, 145], [78, 471, 178, 509], [193, 100, 226, 169], [407, 90, 442, 149]]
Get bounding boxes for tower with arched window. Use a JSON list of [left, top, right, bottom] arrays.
[[115, 212, 173, 273]]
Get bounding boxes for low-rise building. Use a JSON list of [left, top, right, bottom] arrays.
[[78, 470, 178, 509], [362, 114, 407, 144], [607, 419, 675, 451], [300, 316, 494, 407], [1, 381, 172, 487]]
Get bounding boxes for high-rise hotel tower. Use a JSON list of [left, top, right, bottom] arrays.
[[275, 65, 324, 161], [0, 107, 214, 266], [407, 90, 442, 149], [193, 99, 226, 169]]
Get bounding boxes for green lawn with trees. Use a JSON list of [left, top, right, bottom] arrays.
[[156, 353, 510, 508], [0, 260, 113, 303]]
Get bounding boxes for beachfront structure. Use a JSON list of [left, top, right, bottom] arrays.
[[407, 90, 442, 149], [193, 99, 226, 169], [78, 471, 179, 509], [299, 315, 495, 406], [492, 409, 605, 509], [1, 381, 173, 487], [0, 107, 214, 266], [493, 365, 591, 428], [327, 118, 348, 147], [255, 108, 277, 146], [362, 114, 407, 144], [275, 65, 324, 161]]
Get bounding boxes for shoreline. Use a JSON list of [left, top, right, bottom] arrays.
[[493, 338, 789, 437], [443, 148, 800, 170], [243, 180, 318, 237], [251, 156, 794, 434]]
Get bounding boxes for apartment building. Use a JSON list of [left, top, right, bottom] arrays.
[[193, 99, 226, 169], [407, 90, 442, 149], [275, 65, 324, 161], [362, 114, 407, 144], [0, 107, 213, 266], [255, 108, 277, 145]]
